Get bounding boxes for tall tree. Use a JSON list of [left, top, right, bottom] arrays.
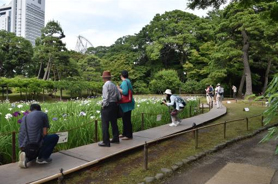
[[0, 30, 33, 77], [35, 20, 68, 80]]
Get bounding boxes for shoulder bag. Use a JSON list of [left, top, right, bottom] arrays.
[[24, 115, 40, 160], [118, 80, 132, 104]]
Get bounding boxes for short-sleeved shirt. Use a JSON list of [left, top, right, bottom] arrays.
[[18, 110, 50, 148]]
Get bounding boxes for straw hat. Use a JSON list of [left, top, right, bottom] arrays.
[[164, 89, 172, 95]]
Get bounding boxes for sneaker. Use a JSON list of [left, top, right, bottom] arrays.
[[18, 151, 27, 168], [169, 123, 177, 127], [36, 157, 52, 164]]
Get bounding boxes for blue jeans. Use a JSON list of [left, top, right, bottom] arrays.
[[38, 134, 59, 159]]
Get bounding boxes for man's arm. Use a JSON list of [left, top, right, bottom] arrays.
[[43, 127, 48, 137], [102, 83, 109, 107]]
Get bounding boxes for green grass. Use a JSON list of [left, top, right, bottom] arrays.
[[59, 100, 277, 184]]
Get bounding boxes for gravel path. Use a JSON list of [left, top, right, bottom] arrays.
[[162, 131, 278, 184]]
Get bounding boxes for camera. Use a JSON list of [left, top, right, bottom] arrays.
[[161, 99, 166, 105]]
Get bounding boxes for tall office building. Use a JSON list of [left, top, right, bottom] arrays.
[[0, 0, 45, 45], [0, 2, 12, 32]]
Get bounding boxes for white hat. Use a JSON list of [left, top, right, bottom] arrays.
[[164, 89, 172, 95], [217, 83, 220, 86]]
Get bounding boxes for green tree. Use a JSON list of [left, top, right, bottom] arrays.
[[35, 20, 68, 80], [149, 69, 182, 94], [0, 30, 33, 77]]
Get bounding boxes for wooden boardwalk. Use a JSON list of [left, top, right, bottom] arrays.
[[0, 106, 226, 184]]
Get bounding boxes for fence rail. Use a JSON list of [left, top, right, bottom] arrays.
[[1, 102, 202, 164], [143, 113, 265, 170]]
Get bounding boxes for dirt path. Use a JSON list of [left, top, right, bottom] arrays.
[[162, 131, 278, 184]]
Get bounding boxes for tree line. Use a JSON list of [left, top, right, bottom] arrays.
[[0, 1, 277, 97]]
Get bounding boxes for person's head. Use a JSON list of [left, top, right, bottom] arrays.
[[120, 70, 128, 80], [164, 89, 172, 100], [30, 104, 41, 111], [101, 71, 112, 82], [217, 83, 220, 87]]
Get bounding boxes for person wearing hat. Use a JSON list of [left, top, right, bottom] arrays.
[[162, 89, 185, 127], [215, 83, 224, 109], [117, 70, 135, 140], [99, 71, 121, 147]]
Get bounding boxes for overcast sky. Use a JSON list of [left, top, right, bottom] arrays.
[[0, 0, 211, 50]]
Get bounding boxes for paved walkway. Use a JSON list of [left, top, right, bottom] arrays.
[[0, 106, 226, 184], [162, 130, 278, 184]]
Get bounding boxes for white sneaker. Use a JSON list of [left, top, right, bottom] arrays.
[[169, 123, 176, 127], [18, 151, 27, 168]]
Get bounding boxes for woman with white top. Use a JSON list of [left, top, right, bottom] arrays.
[[162, 89, 185, 127]]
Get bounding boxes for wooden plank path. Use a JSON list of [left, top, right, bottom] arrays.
[[0, 106, 226, 184]]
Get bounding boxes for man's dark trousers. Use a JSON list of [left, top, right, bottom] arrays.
[[101, 102, 119, 145], [38, 134, 59, 159]]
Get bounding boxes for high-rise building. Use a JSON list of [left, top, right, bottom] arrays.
[[0, 2, 12, 32], [0, 0, 45, 45]]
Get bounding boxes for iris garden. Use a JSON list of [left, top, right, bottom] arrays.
[[0, 96, 199, 164]]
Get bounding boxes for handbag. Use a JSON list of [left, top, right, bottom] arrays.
[[117, 105, 124, 118], [118, 80, 133, 104], [24, 115, 40, 160], [118, 89, 132, 104]]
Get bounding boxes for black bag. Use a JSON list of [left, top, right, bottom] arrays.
[[24, 115, 40, 160], [117, 105, 124, 119], [24, 142, 40, 160]]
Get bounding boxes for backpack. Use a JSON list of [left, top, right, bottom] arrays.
[[173, 95, 186, 107], [218, 87, 224, 95], [209, 87, 213, 93]]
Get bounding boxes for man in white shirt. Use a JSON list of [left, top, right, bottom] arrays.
[[232, 85, 237, 99], [215, 83, 224, 109]]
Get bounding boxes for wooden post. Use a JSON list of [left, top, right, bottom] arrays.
[[246, 118, 249, 131], [224, 121, 227, 139], [6, 86, 9, 100], [195, 129, 198, 149], [202, 103, 204, 114], [261, 116, 264, 127], [141, 113, 144, 130], [144, 141, 148, 170], [12, 131, 16, 163], [94, 120, 98, 142]]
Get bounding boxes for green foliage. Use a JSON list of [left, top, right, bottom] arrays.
[[182, 79, 204, 94], [0, 30, 33, 77], [149, 69, 182, 94]]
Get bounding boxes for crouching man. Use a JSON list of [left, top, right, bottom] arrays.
[[18, 104, 59, 168]]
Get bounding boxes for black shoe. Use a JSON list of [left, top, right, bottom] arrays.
[[98, 142, 110, 147], [110, 139, 120, 143]]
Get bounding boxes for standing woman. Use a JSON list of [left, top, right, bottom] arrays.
[[117, 70, 135, 140]]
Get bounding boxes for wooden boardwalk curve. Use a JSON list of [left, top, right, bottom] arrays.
[[0, 106, 226, 184]]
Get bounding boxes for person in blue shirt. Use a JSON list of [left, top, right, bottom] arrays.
[[117, 70, 135, 140]]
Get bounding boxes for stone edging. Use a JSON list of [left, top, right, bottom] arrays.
[[138, 122, 278, 184]]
